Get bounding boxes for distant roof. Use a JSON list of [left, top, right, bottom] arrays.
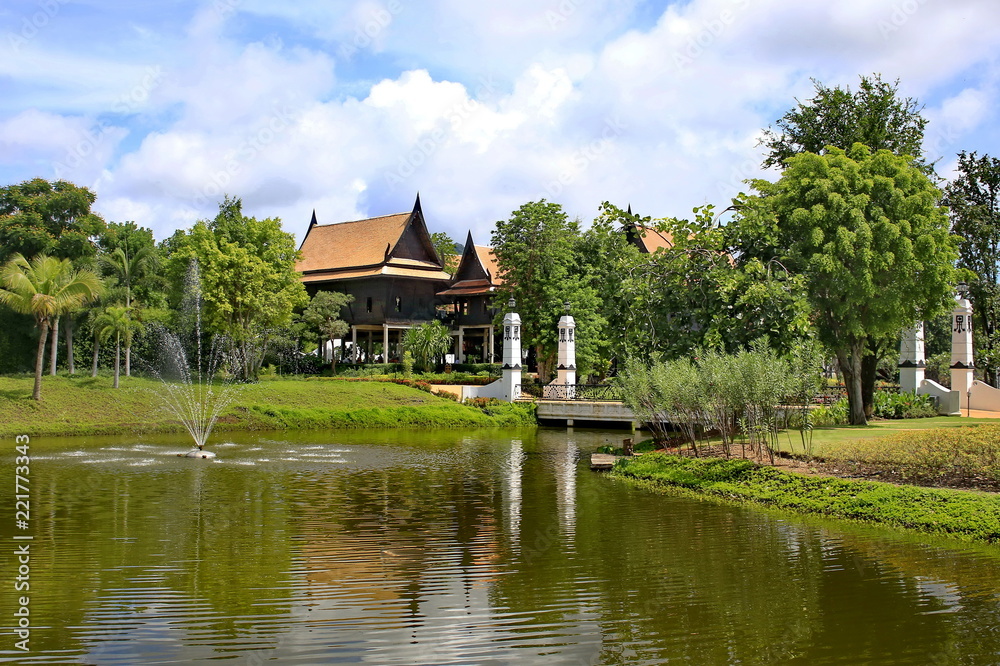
[[297, 196, 451, 284], [628, 223, 674, 253], [438, 234, 502, 297], [297, 213, 411, 273]]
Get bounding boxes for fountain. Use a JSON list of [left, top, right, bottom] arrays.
[[152, 259, 242, 459]]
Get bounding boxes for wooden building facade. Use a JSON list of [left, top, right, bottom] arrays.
[[296, 196, 452, 362], [437, 232, 501, 363]]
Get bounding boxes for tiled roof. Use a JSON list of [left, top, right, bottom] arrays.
[[633, 224, 674, 253], [474, 246, 500, 284], [296, 212, 411, 273]]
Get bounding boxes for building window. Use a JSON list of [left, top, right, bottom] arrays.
[[461, 300, 469, 316], [366, 297, 373, 313], [395, 296, 401, 312]]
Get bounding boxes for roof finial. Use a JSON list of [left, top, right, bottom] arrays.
[[626, 204, 632, 216], [413, 192, 422, 215]]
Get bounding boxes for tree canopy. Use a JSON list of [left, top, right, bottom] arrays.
[[742, 144, 958, 424], [492, 200, 607, 381], [163, 197, 308, 380], [0, 178, 107, 264], [760, 74, 927, 171], [944, 151, 1000, 385]]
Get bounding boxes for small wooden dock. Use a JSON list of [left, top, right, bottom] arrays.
[[590, 453, 618, 471]]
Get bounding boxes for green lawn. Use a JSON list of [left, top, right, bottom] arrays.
[[612, 453, 1000, 543], [777, 416, 1000, 457], [0, 374, 534, 438]]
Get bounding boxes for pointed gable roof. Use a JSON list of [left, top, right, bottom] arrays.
[[296, 196, 451, 284], [628, 223, 674, 253], [438, 232, 501, 296]]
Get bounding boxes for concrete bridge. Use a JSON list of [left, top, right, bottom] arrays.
[[522, 385, 637, 428], [534, 399, 637, 428]]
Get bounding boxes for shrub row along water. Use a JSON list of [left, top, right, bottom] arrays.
[[611, 452, 1000, 543]]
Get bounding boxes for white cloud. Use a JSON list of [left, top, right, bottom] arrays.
[[3, 0, 1000, 247]]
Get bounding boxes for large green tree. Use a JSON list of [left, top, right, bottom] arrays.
[[163, 197, 308, 381], [760, 74, 927, 171], [0, 178, 107, 374], [491, 200, 607, 381], [757, 73, 933, 414], [0, 254, 102, 400], [943, 151, 1000, 386], [743, 144, 958, 425], [602, 204, 812, 361]]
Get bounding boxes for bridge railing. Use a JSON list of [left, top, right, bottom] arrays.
[[516, 384, 622, 401]]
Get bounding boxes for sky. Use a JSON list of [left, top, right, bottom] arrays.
[[1, 0, 999, 247]]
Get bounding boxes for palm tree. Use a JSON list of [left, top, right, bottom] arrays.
[[100, 246, 156, 376], [94, 306, 142, 389], [403, 321, 453, 372], [0, 254, 102, 400]]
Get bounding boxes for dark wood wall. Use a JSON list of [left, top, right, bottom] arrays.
[[308, 277, 446, 326]]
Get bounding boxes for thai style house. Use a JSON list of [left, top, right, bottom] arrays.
[[296, 195, 452, 362], [437, 232, 501, 362], [625, 220, 674, 254]]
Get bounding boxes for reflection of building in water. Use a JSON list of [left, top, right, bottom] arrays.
[[557, 439, 577, 540], [289, 467, 506, 636], [506, 439, 524, 552]]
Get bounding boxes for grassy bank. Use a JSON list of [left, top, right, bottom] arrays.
[[0, 374, 535, 438], [611, 452, 1000, 543]]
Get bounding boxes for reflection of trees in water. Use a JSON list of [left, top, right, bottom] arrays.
[[18, 464, 295, 658]]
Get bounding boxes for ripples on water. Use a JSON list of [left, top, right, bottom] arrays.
[[2, 429, 1000, 664]]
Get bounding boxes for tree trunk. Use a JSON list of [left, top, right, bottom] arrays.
[[861, 350, 877, 419], [113, 334, 121, 389], [91, 334, 100, 377], [329, 336, 336, 374], [49, 315, 60, 376], [65, 315, 75, 375], [33, 319, 49, 401], [836, 342, 867, 426], [125, 342, 131, 377]]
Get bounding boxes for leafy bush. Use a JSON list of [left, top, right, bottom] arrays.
[[810, 398, 849, 426], [872, 391, 936, 419]]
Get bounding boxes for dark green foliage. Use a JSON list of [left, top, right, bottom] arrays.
[[872, 391, 936, 419], [613, 452, 1000, 542], [760, 74, 928, 170], [943, 151, 1000, 386], [0, 178, 106, 264]]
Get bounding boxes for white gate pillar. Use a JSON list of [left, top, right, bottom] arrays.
[[951, 290, 974, 395], [899, 322, 925, 393]]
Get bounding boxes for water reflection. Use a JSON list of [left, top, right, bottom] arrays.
[[2, 428, 1000, 664]]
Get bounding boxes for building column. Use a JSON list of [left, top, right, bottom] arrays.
[[488, 326, 495, 364], [556, 309, 577, 397], [383, 324, 389, 364], [351, 326, 358, 363], [899, 322, 925, 393], [458, 326, 466, 363], [951, 294, 974, 395], [501, 301, 522, 402]]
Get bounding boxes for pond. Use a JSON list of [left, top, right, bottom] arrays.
[[2, 428, 1000, 664]]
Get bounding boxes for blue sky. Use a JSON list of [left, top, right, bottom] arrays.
[[2, 0, 999, 246]]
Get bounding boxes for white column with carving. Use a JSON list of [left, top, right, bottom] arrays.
[[899, 322, 925, 393], [951, 295, 974, 395], [556, 312, 576, 398], [501, 302, 522, 402]]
